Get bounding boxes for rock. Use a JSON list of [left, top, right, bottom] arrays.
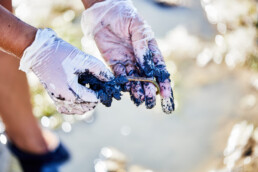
[[212, 121, 258, 172], [94, 147, 154, 172], [154, 0, 190, 7], [154, 0, 178, 7]]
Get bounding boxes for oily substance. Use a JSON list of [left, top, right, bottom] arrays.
[[78, 71, 128, 107], [78, 69, 175, 114], [140, 49, 175, 113]]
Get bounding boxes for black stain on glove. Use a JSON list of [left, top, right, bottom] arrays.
[[138, 50, 155, 77], [154, 65, 171, 83], [78, 71, 128, 107]]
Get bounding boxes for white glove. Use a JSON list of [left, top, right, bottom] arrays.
[[20, 28, 114, 115], [81, 0, 174, 114]]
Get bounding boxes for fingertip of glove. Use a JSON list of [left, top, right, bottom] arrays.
[[161, 96, 175, 114], [145, 96, 156, 109]]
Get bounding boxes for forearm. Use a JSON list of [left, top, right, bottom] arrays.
[[0, 5, 37, 58], [81, 0, 104, 9]]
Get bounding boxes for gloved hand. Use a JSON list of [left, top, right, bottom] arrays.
[[81, 0, 174, 114], [19, 28, 114, 115]]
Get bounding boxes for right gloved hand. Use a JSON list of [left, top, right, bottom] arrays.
[[81, 0, 175, 114], [19, 28, 114, 115]]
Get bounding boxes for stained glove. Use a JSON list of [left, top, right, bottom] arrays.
[[19, 28, 114, 115], [81, 0, 174, 114]]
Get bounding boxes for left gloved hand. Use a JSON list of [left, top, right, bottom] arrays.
[[20, 28, 114, 115], [81, 0, 174, 113]]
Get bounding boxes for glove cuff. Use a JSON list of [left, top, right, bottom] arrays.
[[19, 28, 57, 73], [81, 0, 135, 37]]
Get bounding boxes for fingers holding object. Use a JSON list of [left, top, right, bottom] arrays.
[[130, 21, 158, 109], [130, 79, 145, 106], [130, 17, 155, 77], [112, 63, 130, 91], [154, 65, 175, 114], [125, 63, 145, 106], [143, 82, 156, 109], [148, 39, 175, 114], [159, 79, 175, 114]]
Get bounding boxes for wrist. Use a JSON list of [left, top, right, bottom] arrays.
[[18, 27, 37, 58], [82, 0, 105, 9], [0, 6, 37, 58]]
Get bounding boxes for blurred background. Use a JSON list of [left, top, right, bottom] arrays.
[[0, 0, 257, 171]]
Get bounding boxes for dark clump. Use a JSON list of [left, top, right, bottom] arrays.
[[130, 94, 144, 106], [143, 82, 156, 109], [138, 50, 155, 77], [129, 81, 145, 106], [145, 96, 156, 109], [78, 71, 128, 107], [139, 53, 170, 83], [56, 94, 65, 101], [154, 65, 171, 83], [243, 146, 252, 156]]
